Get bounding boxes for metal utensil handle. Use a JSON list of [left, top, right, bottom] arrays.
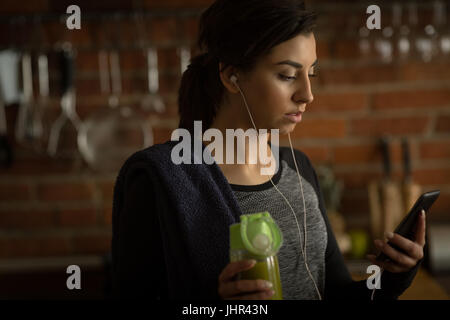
[[22, 53, 33, 101], [147, 47, 159, 94], [47, 47, 80, 157], [98, 50, 110, 94], [392, 3, 402, 28], [47, 112, 67, 156], [61, 46, 80, 129], [15, 53, 33, 142], [407, 3, 418, 26], [38, 54, 49, 98], [134, 11, 148, 50], [433, 0, 446, 26], [62, 89, 80, 128], [32, 53, 48, 142], [109, 51, 121, 108], [60, 47, 74, 95], [48, 90, 81, 157], [109, 51, 121, 95]]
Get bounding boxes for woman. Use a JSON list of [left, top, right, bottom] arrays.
[[111, 0, 425, 300]]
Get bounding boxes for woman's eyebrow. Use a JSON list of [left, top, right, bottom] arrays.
[[275, 59, 318, 69]]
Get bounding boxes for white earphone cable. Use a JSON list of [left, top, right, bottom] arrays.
[[234, 77, 322, 300], [371, 267, 384, 300]]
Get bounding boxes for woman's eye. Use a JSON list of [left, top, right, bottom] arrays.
[[308, 73, 317, 78], [278, 74, 296, 81]]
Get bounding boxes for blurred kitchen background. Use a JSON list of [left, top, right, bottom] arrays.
[[0, 0, 449, 299]]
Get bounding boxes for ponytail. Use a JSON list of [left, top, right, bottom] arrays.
[[177, 52, 225, 135]]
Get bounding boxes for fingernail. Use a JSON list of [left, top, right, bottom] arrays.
[[263, 281, 273, 289], [247, 259, 256, 267], [264, 289, 275, 297], [384, 231, 394, 239], [421, 210, 426, 218], [374, 239, 383, 247]]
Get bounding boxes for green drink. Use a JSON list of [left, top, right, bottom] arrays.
[[229, 212, 283, 300]]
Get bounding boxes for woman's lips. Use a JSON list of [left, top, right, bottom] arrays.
[[284, 111, 303, 123]]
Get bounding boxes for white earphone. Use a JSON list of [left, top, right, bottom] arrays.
[[230, 74, 322, 300]]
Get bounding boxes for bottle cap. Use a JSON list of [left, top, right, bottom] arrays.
[[230, 211, 283, 258]]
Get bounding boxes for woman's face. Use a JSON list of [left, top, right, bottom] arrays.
[[234, 33, 317, 135]]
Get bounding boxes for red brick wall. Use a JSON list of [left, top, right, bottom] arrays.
[[297, 1, 450, 228], [0, 0, 449, 260]]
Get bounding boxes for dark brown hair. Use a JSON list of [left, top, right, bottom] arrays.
[[178, 0, 317, 134]]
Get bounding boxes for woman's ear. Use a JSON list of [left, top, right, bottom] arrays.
[[218, 62, 239, 94]]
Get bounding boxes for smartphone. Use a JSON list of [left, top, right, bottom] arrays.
[[376, 190, 440, 262]]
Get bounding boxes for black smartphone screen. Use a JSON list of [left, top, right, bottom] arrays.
[[376, 190, 440, 262]]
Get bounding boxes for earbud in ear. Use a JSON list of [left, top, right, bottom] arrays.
[[230, 75, 238, 84]]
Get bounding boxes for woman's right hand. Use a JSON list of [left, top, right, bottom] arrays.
[[218, 259, 275, 300]]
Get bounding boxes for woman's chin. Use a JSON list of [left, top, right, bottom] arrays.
[[264, 120, 297, 136], [279, 123, 297, 135]]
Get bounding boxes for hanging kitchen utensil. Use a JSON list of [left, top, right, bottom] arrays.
[[406, 2, 420, 61], [435, 0, 450, 56], [0, 94, 13, 168], [412, 2, 439, 63], [0, 54, 14, 167], [0, 21, 22, 167], [141, 47, 165, 113], [78, 16, 152, 173], [0, 50, 21, 105], [392, 3, 412, 61], [15, 17, 47, 149], [47, 43, 81, 157], [77, 52, 152, 172], [33, 51, 50, 153], [374, 26, 394, 64], [31, 17, 51, 154], [134, 12, 165, 113], [15, 52, 35, 144]]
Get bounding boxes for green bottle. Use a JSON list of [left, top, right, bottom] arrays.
[[229, 211, 283, 300]]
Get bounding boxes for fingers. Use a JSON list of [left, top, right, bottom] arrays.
[[218, 260, 276, 300], [374, 238, 420, 269], [414, 209, 426, 247], [219, 260, 256, 283], [367, 254, 409, 273], [382, 232, 424, 261], [222, 279, 274, 298], [367, 211, 427, 273]]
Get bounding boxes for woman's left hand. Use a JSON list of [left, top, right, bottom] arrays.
[[366, 209, 426, 273]]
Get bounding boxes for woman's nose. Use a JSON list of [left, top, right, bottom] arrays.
[[293, 77, 314, 105]]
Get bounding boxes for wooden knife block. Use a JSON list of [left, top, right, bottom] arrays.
[[368, 180, 420, 241]]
